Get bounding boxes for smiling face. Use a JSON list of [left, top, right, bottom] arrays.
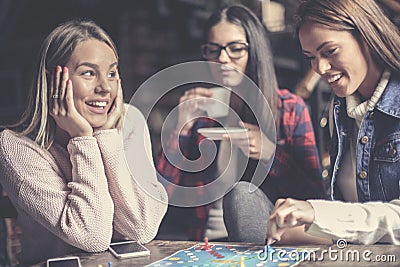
[[207, 21, 248, 87], [299, 21, 382, 98], [65, 39, 118, 128]]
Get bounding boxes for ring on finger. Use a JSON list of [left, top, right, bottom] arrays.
[[52, 95, 59, 99]]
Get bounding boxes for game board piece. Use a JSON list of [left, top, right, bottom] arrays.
[[198, 236, 212, 250], [204, 236, 211, 249], [240, 256, 245, 267]]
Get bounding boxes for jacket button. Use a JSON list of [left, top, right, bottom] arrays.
[[359, 171, 368, 179], [389, 144, 397, 156], [361, 136, 369, 144], [320, 117, 328, 128]]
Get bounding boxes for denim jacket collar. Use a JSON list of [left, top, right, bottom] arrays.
[[375, 71, 400, 118], [333, 71, 400, 118]]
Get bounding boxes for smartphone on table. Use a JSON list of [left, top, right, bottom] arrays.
[[109, 240, 150, 259], [46, 256, 81, 267]]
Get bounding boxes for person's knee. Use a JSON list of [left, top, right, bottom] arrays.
[[223, 181, 273, 243], [223, 181, 251, 212], [224, 181, 251, 200], [224, 181, 269, 208], [224, 182, 249, 218]]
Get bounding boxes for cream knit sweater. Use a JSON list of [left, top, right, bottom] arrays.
[[0, 104, 167, 265]]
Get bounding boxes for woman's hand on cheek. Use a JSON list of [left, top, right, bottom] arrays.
[[95, 79, 124, 131], [50, 66, 93, 138]]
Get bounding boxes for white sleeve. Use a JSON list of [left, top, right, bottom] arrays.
[[306, 199, 400, 244], [122, 104, 168, 203], [94, 104, 167, 243]]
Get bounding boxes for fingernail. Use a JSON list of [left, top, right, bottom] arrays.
[[56, 66, 61, 72], [63, 67, 68, 74]]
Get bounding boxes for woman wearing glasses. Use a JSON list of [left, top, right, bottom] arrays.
[[156, 4, 325, 242]]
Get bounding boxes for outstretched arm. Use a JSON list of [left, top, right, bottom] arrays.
[[306, 199, 400, 244], [267, 198, 400, 245]]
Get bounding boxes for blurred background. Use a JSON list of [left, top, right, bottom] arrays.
[[0, 0, 319, 156], [0, 0, 399, 265], [0, 0, 350, 211], [1, 0, 399, 195], [0, 0, 399, 202]]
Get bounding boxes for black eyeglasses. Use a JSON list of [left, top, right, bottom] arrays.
[[201, 42, 249, 60]]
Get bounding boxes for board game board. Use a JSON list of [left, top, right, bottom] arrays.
[[147, 243, 318, 267]]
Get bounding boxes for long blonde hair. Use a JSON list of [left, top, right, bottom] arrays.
[[10, 19, 122, 149]]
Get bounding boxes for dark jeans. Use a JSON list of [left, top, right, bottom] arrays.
[[223, 181, 274, 244]]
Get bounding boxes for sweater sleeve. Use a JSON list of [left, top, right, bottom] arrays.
[[94, 104, 168, 243], [0, 130, 114, 252], [306, 199, 400, 244]]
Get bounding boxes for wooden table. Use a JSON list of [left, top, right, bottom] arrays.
[[31, 240, 399, 267]]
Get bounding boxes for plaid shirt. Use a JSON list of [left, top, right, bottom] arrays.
[[156, 89, 325, 240]]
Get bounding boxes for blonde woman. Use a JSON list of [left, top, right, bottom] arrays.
[[0, 20, 167, 265]]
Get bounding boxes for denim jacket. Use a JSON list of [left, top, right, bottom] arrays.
[[329, 71, 400, 202]]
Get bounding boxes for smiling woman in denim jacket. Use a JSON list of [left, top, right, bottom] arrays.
[[267, 0, 400, 245]]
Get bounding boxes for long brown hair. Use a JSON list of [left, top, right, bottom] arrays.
[[9, 19, 121, 149], [203, 4, 279, 132], [295, 0, 400, 72]]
